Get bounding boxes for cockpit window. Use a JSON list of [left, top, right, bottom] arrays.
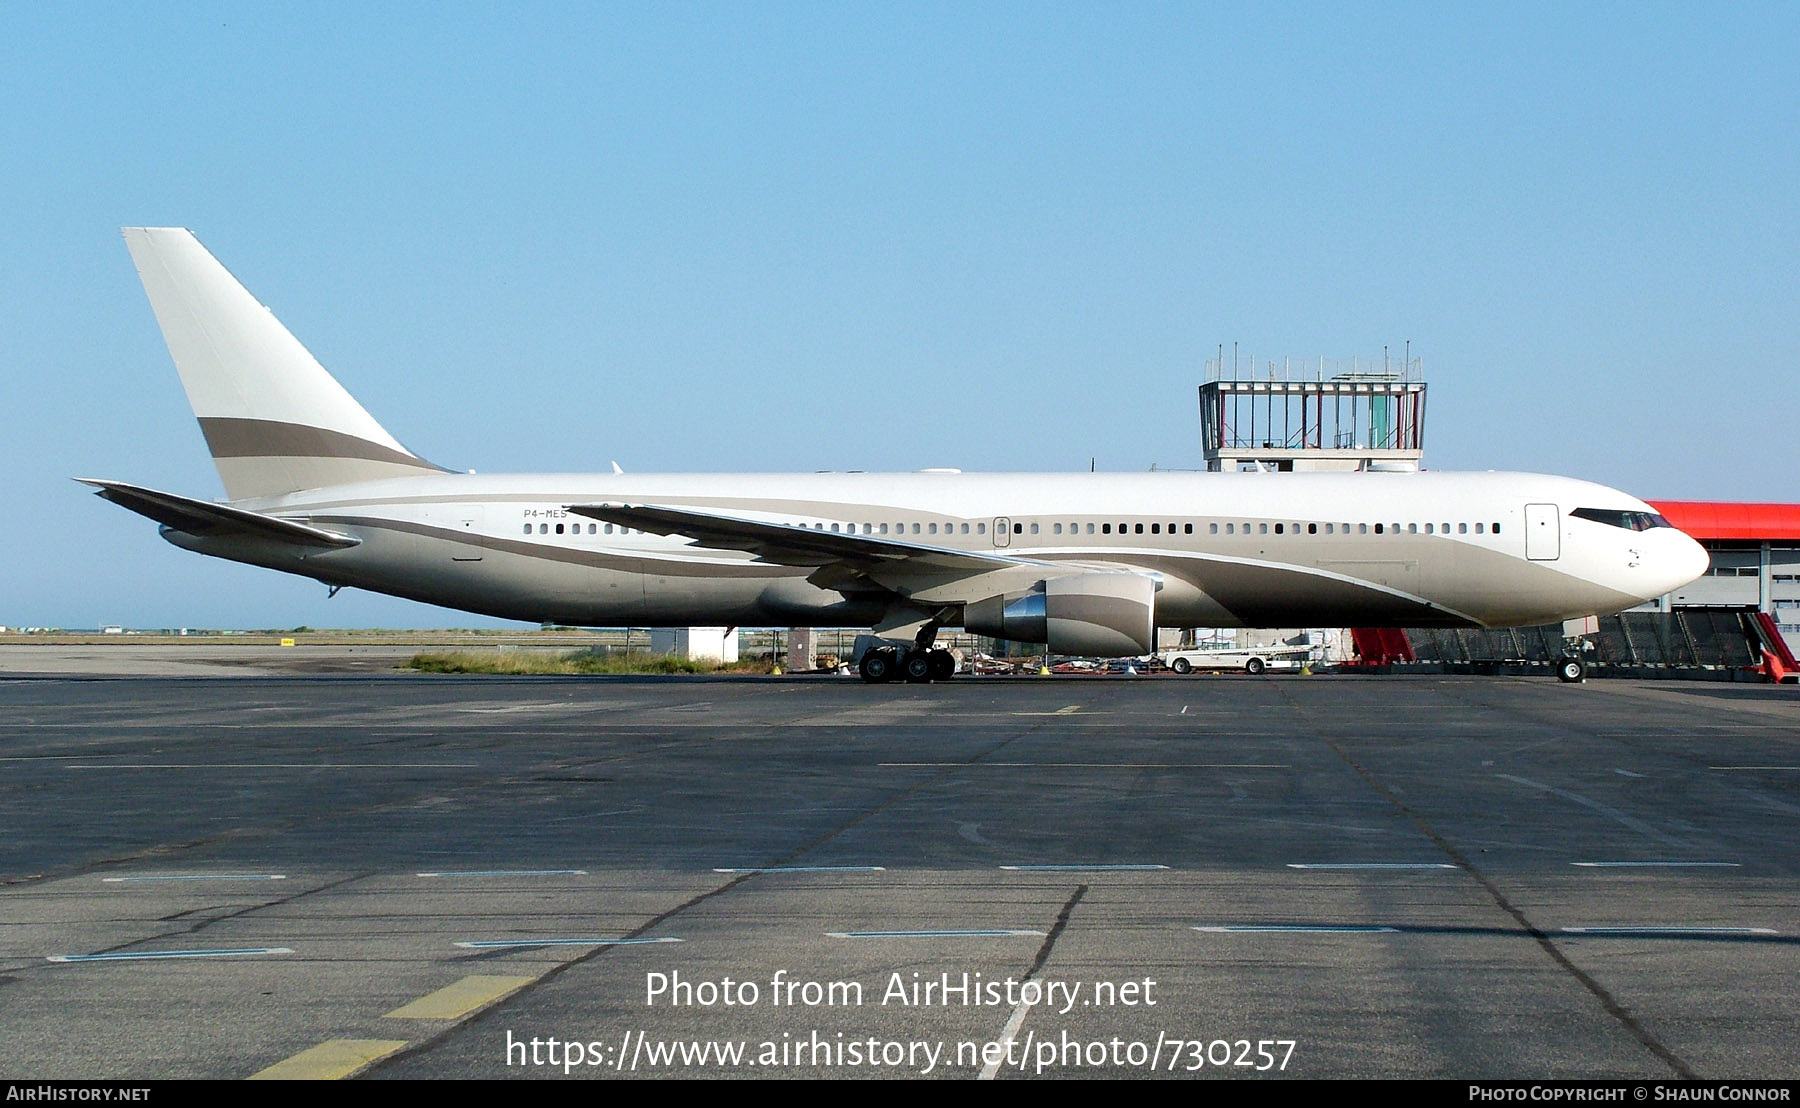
[[1571, 507, 1671, 532]]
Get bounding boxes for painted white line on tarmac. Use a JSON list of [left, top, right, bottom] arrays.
[[827, 929, 1046, 939], [714, 866, 887, 874], [880, 762, 1288, 769], [1194, 925, 1399, 934], [1570, 862, 1740, 868], [69, 763, 480, 769], [1286, 863, 1456, 870], [1560, 926, 1777, 936], [103, 874, 286, 882], [999, 864, 1168, 872], [48, 947, 293, 963], [416, 869, 588, 878], [455, 937, 682, 949], [979, 998, 1036, 1081]]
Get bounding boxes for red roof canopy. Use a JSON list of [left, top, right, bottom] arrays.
[[1649, 501, 1800, 543]]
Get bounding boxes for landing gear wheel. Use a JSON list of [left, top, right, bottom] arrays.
[[1244, 657, 1266, 676], [903, 651, 933, 683], [928, 648, 956, 680], [1557, 656, 1586, 683], [1170, 657, 1192, 675], [859, 648, 896, 684]]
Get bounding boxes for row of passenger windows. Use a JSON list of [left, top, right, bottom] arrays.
[[528, 522, 643, 535], [526, 518, 1502, 539], [1207, 520, 1501, 536]]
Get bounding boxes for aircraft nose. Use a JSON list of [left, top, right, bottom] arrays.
[[1666, 532, 1710, 592]]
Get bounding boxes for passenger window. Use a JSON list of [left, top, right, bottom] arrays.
[[1151, 523, 1160, 534], [1259, 524, 1268, 534], [1408, 524, 1418, 534], [977, 523, 986, 534], [960, 523, 970, 534], [522, 524, 531, 535], [879, 523, 888, 534], [1053, 523, 1062, 534], [1309, 523, 1318, 534], [1103, 524, 1112, 534], [1424, 523, 1433, 535], [1275, 523, 1284, 534], [912, 523, 921, 534], [928, 523, 937, 534], [1359, 524, 1368, 534], [1373, 524, 1383, 534], [1185, 524, 1193, 534], [1226, 523, 1235, 534], [539, 523, 549, 534], [1493, 522, 1501, 533], [1134, 523, 1143, 534], [1209, 523, 1218, 534], [1475, 522, 1484, 534], [1030, 523, 1039, 534], [555, 523, 564, 535], [1015, 523, 1023, 534], [1458, 523, 1468, 534]]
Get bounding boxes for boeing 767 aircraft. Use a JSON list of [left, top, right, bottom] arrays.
[[85, 229, 1708, 683]]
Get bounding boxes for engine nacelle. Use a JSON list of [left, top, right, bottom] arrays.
[[963, 572, 1158, 655]]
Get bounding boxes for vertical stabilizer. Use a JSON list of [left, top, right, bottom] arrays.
[[122, 227, 445, 500]]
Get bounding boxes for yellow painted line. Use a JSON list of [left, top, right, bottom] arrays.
[[384, 974, 537, 1020], [249, 1038, 408, 1080]]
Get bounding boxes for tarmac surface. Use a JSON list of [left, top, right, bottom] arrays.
[[3, 648, 1799, 1080]]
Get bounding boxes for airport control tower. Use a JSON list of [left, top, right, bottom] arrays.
[[1199, 347, 1426, 472]]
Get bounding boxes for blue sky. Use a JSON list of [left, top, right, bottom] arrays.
[[5, 3, 1796, 629]]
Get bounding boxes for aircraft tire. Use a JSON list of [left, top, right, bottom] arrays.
[[859, 649, 896, 684], [903, 651, 933, 683], [1557, 657, 1586, 683], [928, 649, 956, 680]]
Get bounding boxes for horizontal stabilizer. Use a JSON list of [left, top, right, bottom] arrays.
[[78, 479, 361, 548], [567, 502, 1030, 572]]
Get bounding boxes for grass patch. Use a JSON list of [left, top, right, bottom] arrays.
[[403, 649, 769, 676]]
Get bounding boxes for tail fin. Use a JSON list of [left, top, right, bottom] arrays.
[[122, 227, 446, 500]]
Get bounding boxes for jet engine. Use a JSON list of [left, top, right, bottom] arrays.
[[962, 572, 1158, 656]]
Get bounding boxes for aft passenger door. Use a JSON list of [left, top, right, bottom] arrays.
[[1525, 503, 1560, 561], [452, 506, 485, 562]]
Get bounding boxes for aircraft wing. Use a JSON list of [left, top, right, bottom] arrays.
[[78, 479, 362, 548], [566, 502, 1040, 573]]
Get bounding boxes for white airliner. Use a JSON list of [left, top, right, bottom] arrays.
[[85, 228, 1708, 683]]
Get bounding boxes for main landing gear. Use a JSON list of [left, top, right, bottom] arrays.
[[858, 645, 958, 684]]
